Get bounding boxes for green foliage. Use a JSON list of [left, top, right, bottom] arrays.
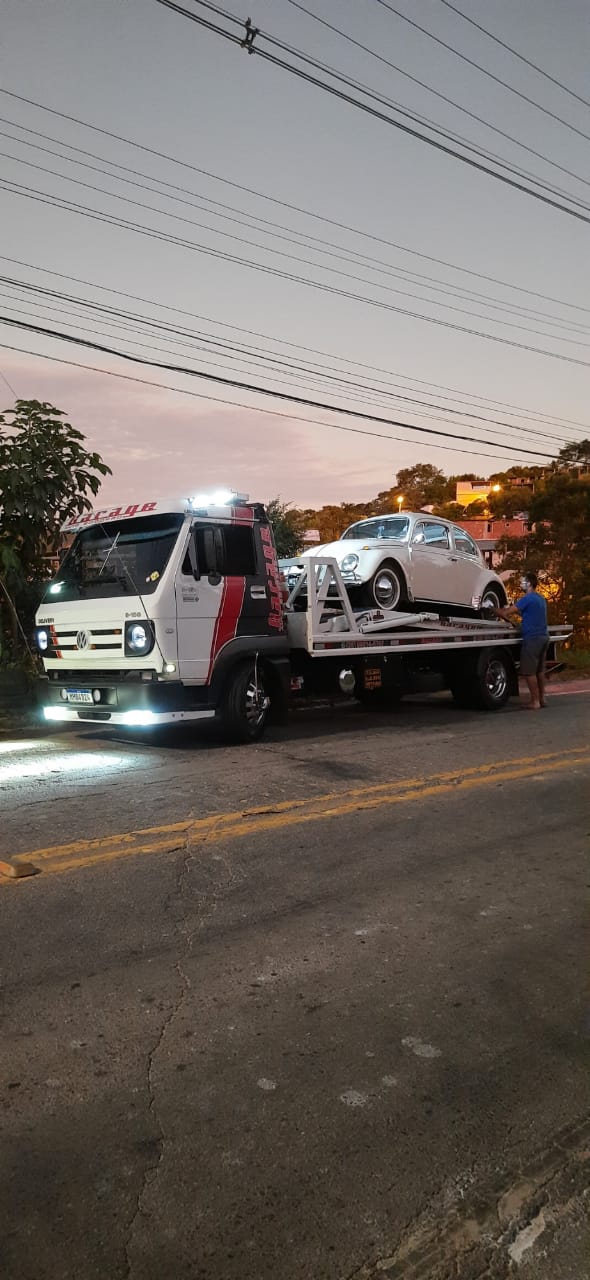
[[373, 464, 451, 512], [0, 399, 111, 661], [554, 439, 590, 469], [265, 498, 304, 559], [486, 486, 533, 519], [496, 472, 590, 636]]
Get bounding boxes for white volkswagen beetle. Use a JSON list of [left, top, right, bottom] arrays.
[[286, 512, 506, 614]]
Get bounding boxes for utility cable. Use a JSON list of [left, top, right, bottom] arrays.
[[284, 0, 590, 195], [374, 0, 590, 143], [2, 89, 588, 313], [438, 0, 590, 111], [4, 178, 590, 369], [0, 315, 556, 457], [0, 338, 557, 464], [2, 252, 586, 432], [152, 1, 590, 224]]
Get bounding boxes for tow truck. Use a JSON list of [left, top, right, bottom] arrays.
[[35, 494, 570, 742]]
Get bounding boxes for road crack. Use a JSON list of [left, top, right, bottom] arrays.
[[123, 820, 235, 1276], [123, 839, 190, 1278]]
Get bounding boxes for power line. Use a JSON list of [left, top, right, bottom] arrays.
[[3, 89, 589, 314], [5, 175, 590, 370], [0, 314, 556, 457], [0, 339, 559, 464], [152, 1, 590, 224], [284, 0, 590, 197], [3, 126, 589, 334], [3, 150, 589, 346], [0, 281, 567, 446], [438, 0, 590, 112], [0, 365, 17, 398], [374, 0, 590, 143], [2, 253, 586, 432]]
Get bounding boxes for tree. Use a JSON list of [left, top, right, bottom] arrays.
[[265, 498, 303, 558], [391, 464, 451, 510], [487, 486, 533, 519], [432, 501, 468, 522], [0, 400, 111, 660], [495, 471, 590, 637], [554, 439, 590, 470]]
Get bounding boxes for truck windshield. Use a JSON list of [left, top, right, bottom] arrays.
[[43, 514, 184, 602], [342, 517, 409, 540]]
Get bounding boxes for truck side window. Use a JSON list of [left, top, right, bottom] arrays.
[[222, 525, 256, 575], [182, 525, 256, 577]]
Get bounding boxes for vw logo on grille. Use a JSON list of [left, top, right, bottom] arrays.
[[76, 629, 90, 650]]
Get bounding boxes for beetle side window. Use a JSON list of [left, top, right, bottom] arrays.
[[414, 521, 450, 549], [453, 529, 479, 557]]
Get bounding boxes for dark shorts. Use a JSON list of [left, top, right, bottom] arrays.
[[520, 635, 548, 677]]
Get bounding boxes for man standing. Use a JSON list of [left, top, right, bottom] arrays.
[[494, 572, 549, 710]]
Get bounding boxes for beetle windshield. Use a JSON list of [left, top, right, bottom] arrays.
[[42, 514, 184, 602], [342, 517, 410, 541]]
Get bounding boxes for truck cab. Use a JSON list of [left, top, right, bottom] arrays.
[[36, 494, 290, 740]]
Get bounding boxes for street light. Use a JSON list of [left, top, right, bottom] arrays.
[[397, 495, 404, 511]]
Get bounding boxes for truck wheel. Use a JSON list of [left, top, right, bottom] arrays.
[[363, 562, 406, 611], [451, 648, 512, 711], [221, 662, 270, 743]]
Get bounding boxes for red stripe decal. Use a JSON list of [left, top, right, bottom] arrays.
[[207, 576, 245, 679]]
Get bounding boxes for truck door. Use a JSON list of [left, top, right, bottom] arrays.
[[175, 518, 276, 684]]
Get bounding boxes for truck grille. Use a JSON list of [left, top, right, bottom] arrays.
[[48, 625, 123, 656]]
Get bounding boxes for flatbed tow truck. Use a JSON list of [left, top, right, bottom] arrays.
[[35, 497, 570, 742]]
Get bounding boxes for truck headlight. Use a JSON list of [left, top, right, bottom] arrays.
[[36, 628, 49, 652], [340, 554, 359, 573], [125, 621, 155, 656]]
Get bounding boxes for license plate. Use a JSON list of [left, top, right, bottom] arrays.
[[66, 689, 94, 705]]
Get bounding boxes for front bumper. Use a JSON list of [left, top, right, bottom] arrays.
[[40, 674, 216, 726]]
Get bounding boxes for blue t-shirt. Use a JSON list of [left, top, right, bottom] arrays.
[[517, 591, 548, 638]]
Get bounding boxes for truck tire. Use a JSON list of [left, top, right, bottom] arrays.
[[221, 661, 271, 743], [451, 647, 512, 711]]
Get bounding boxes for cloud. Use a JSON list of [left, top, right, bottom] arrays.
[[0, 349, 466, 506]]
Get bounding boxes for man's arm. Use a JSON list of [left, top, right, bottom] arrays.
[[493, 604, 520, 623]]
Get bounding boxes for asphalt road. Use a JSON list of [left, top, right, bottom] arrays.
[[1, 685, 589, 1280]]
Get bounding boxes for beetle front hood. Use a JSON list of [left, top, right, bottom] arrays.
[[300, 539, 396, 558]]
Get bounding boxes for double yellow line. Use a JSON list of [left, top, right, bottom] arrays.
[[6, 746, 588, 883]]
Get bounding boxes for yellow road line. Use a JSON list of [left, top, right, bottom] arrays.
[[9, 748, 589, 882]]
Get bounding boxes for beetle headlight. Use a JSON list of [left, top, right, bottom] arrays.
[[124, 621, 155, 656], [340, 553, 359, 573]]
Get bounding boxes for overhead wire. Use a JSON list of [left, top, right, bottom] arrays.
[[0, 338, 559, 464], [3, 146, 589, 343], [0, 277, 572, 446], [373, 0, 590, 143], [151, 0, 590, 224], [0, 288, 568, 450], [0, 314, 557, 458], [438, 0, 590, 112], [283, 0, 590, 196], [3, 125, 589, 334], [2, 253, 587, 433], [4, 177, 590, 370], [3, 89, 589, 315]]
